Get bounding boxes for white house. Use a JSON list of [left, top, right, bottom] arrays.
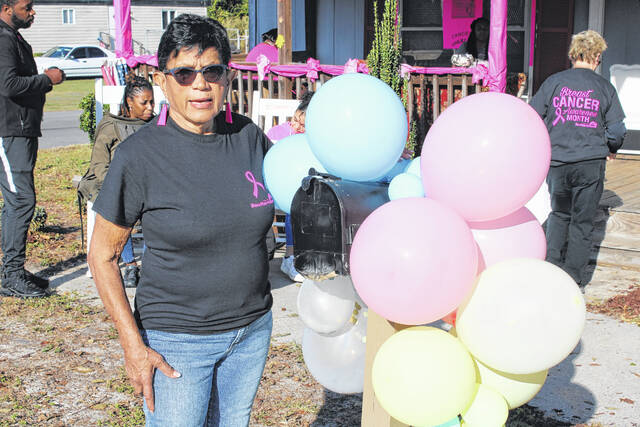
[[21, 0, 208, 54]]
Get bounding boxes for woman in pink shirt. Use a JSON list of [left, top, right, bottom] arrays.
[[246, 28, 278, 63]]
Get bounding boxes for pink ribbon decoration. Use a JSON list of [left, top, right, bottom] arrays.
[[245, 171, 274, 208], [257, 54, 272, 81], [124, 53, 158, 69], [471, 63, 490, 86], [552, 107, 566, 126], [306, 58, 321, 81], [344, 58, 359, 74]]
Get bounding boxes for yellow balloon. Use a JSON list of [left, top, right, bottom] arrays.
[[461, 384, 508, 427], [474, 358, 547, 409], [372, 327, 476, 426]]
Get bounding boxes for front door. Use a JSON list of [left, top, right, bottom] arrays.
[[532, 0, 575, 93]]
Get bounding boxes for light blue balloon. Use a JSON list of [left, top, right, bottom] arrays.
[[377, 158, 412, 183], [388, 172, 425, 200], [263, 134, 326, 214], [418, 415, 461, 427], [306, 73, 408, 182], [405, 156, 422, 178]]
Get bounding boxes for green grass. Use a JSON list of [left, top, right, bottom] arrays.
[[44, 78, 95, 112]]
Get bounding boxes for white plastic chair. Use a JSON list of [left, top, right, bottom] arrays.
[[610, 64, 640, 154], [250, 90, 300, 132]]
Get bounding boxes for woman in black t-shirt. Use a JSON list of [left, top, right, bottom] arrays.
[[88, 14, 274, 425]]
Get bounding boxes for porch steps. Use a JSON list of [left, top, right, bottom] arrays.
[[587, 156, 640, 298]]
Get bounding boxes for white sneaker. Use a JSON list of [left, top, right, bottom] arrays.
[[281, 256, 303, 282], [85, 269, 92, 278]]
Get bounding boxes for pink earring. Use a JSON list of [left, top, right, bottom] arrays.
[[157, 103, 168, 126], [225, 102, 233, 124]]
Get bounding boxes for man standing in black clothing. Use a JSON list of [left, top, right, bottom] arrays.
[[530, 30, 626, 292], [0, 0, 64, 298]]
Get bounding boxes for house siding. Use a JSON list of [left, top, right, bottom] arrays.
[[19, 3, 207, 54], [131, 5, 207, 53], [21, 5, 110, 53]]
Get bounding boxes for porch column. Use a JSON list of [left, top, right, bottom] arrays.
[[277, 0, 293, 63], [488, 0, 508, 92], [588, 0, 605, 73]]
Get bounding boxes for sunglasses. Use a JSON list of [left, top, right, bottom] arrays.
[[163, 64, 228, 85]]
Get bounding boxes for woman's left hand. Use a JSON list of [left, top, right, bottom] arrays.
[[124, 344, 181, 413]]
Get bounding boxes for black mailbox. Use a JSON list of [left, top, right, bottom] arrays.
[[291, 170, 389, 280]]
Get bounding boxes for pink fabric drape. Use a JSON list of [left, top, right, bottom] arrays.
[[113, 0, 133, 58], [488, 0, 507, 92]]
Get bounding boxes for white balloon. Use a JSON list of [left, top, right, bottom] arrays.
[[302, 310, 367, 394], [297, 279, 355, 334], [457, 258, 586, 374], [525, 181, 552, 224]]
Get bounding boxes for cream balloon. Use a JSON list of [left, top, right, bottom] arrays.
[[460, 384, 508, 427], [457, 258, 586, 374], [372, 327, 476, 426], [297, 279, 355, 334], [474, 358, 547, 409]]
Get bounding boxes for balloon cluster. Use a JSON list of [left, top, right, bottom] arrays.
[[264, 74, 586, 425]]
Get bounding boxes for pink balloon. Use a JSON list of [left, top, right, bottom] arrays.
[[470, 207, 547, 271], [350, 198, 478, 325], [421, 92, 550, 222]]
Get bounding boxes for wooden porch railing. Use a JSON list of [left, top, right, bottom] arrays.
[[130, 61, 484, 146]]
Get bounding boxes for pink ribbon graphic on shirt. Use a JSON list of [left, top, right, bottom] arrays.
[[552, 107, 566, 126], [245, 171, 274, 208]]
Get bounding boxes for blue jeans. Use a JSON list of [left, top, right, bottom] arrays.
[[140, 311, 272, 426], [121, 237, 135, 264], [284, 214, 293, 246]]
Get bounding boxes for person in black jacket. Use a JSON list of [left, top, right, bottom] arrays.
[[0, 0, 64, 298], [530, 30, 626, 292]]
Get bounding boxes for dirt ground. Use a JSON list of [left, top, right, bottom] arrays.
[[2, 282, 627, 426], [0, 292, 363, 427]]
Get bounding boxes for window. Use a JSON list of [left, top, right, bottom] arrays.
[[88, 47, 107, 58], [400, 0, 530, 71], [162, 10, 176, 30], [69, 47, 87, 59], [62, 9, 75, 25]]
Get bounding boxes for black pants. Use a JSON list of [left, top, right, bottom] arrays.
[[545, 159, 605, 286], [0, 136, 38, 276]]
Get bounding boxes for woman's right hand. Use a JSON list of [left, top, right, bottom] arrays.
[[124, 344, 181, 413]]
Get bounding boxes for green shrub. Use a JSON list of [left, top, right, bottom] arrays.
[[78, 92, 96, 145]]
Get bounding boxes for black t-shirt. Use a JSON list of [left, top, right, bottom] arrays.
[[530, 68, 625, 165], [93, 112, 274, 334]]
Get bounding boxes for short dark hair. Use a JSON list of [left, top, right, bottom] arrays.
[[296, 91, 315, 114], [120, 75, 153, 117], [261, 28, 277, 43], [0, 0, 20, 9], [157, 14, 231, 71]]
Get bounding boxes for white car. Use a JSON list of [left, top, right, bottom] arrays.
[[35, 45, 116, 78]]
